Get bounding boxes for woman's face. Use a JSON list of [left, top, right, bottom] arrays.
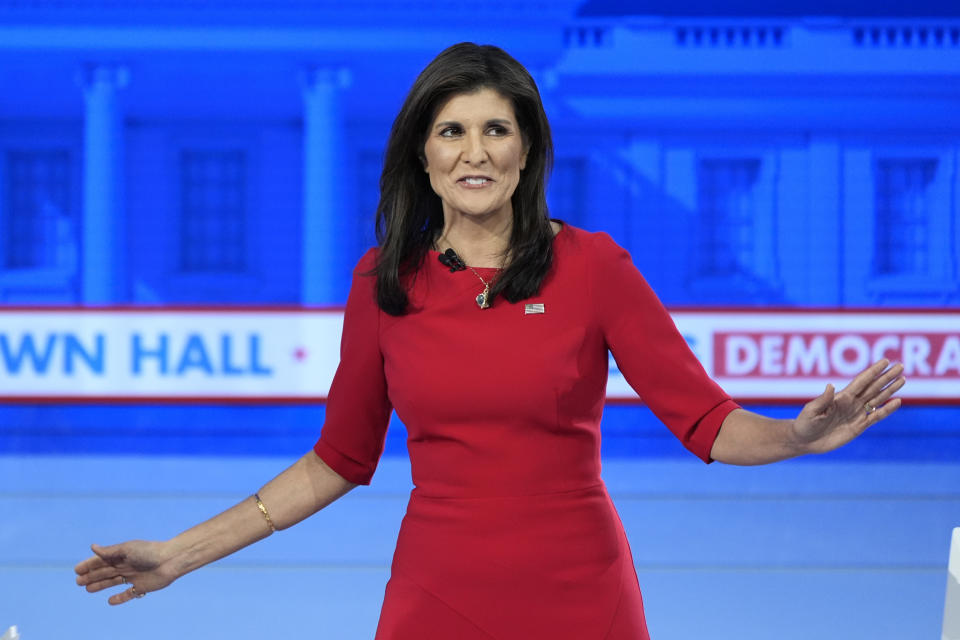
[[422, 88, 528, 225]]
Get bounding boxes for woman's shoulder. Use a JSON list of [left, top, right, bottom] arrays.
[[353, 247, 380, 274], [555, 222, 625, 259]]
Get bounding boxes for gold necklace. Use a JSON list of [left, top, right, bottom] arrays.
[[440, 244, 502, 309], [464, 262, 498, 309]]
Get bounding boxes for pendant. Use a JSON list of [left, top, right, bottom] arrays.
[[476, 284, 491, 309]]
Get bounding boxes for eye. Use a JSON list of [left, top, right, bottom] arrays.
[[487, 125, 510, 136], [439, 126, 462, 138]]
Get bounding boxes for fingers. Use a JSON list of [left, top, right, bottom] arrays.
[[76, 564, 126, 588], [79, 573, 126, 594], [860, 362, 905, 401], [868, 396, 902, 424], [878, 372, 906, 400], [77, 541, 152, 605], [852, 360, 905, 423], [76, 542, 136, 601], [845, 359, 894, 397], [75, 542, 123, 578], [74, 554, 108, 575], [868, 376, 906, 413], [107, 584, 149, 606]]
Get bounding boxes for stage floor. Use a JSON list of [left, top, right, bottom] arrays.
[[2, 455, 956, 639]]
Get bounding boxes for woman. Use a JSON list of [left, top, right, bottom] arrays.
[[75, 43, 905, 638]]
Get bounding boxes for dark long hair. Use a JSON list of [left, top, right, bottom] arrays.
[[373, 42, 555, 315]]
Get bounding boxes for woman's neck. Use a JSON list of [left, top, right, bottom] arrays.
[[434, 214, 512, 269]]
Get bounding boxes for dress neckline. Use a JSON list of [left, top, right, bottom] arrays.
[[428, 220, 568, 273]]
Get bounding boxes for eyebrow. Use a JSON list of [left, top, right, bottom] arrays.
[[433, 118, 515, 130]]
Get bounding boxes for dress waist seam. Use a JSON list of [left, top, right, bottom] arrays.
[[411, 481, 605, 501]]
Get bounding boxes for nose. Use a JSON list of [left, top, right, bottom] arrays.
[[461, 130, 488, 165]]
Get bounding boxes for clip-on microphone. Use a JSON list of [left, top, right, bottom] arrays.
[[438, 248, 466, 272]]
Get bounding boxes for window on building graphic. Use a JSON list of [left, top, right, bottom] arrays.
[[179, 149, 247, 273], [548, 157, 586, 226], [696, 158, 761, 277], [3, 150, 74, 270], [873, 158, 937, 277]]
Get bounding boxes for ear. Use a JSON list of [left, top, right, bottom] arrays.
[[520, 145, 529, 171], [420, 153, 429, 173]]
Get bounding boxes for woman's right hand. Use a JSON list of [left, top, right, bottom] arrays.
[[73, 453, 355, 606], [75, 540, 179, 605]]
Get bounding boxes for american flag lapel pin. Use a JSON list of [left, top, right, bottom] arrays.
[[524, 303, 545, 315]]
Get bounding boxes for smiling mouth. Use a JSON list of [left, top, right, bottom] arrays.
[[459, 176, 493, 185]]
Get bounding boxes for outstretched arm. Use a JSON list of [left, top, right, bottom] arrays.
[[74, 451, 354, 605], [710, 359, 905, 465]]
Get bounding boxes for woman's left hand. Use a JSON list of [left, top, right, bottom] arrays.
[[791, 359, 905, 455]]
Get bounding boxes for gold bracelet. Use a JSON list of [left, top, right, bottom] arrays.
[[254, 493, 276, 533]]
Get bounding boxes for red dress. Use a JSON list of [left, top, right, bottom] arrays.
[[313, 223, 739, 639]]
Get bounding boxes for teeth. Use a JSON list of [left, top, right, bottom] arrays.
[[464, 178, 488, 185]]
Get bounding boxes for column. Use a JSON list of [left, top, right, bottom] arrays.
[[300, 66, 351, 305], [79, 64, 129, 304], [807, 137, 842, 304]]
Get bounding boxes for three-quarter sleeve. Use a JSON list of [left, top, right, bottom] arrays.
[[590, 232, 739, 463], [313, 249, 393, 484]]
